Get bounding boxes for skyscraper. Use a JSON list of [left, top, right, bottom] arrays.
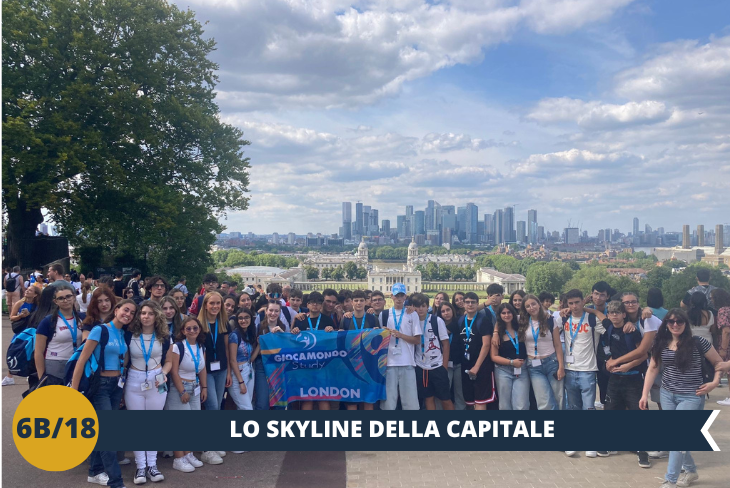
[[503, 206, 515, 243], [371, 209, 379, 234], [381, 219, 391, 236], [426, 200, 436, 231], [697, 225, 705, 247], [441, 205, 456, 231], [362, 205, 371, 235], [414, 210, 425, 236], [397, 215, 406, 239], [457, 206, 467, 241], [527, 209, 537, 244], [493, 209, 504, 244], [633, 217, 639, 236], [355, 202, 364, 236], [484, 213, 494, 243], [466, 202, 478, 244], [405, 205, 414, 237], [341, 202, 352, 240], [682, 224, 690, 249], [517, 221, 526, 243]]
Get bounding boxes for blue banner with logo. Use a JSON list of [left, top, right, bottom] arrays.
[[259, 329, 391, 407]]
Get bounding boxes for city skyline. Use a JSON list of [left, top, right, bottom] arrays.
[[180, 0, 730, 235]]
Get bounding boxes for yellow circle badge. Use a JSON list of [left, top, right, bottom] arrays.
[[12, 386, 99, 471]]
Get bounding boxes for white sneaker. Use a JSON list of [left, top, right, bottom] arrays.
[[717, 397, 730, 406], [659, 482, 677, 488], [216, 451, 227, 457], [2, 376, 15, 386], [201, 451, 223, 465], [586, 451, 598, 458], [172, 457, 195, 473], [231, 451, 246, 454], [677, 472, 699, 487], [565, 451, 577, 457], [88, 473, 110, 485], [146, 466, 164, 483], [593, 401, 604, 409], [133, 468, 146, 485], [648, 451, 669, 458], [185, 453, 203, 468], [118, 457, 132, 465], [161, 451, 174, 458]]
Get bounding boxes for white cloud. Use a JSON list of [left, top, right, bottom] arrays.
[[526, 98, 672, 129], [420, 132, 517, 152]]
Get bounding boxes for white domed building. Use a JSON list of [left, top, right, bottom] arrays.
[[302, 237, 370, 277]]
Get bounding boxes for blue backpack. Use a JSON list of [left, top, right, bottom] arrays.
[[64, 326, 109, 399], [6, 328, 37, 377]]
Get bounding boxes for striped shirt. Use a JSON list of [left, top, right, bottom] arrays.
[[660, 337, 711, 395]]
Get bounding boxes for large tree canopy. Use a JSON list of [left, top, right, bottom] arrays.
[[2, 0, 249, 281]]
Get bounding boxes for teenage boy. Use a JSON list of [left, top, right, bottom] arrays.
[[189, 274, 218, 315], [484, 284, 504, 321], [562, 289, 603, 458], [681, 268, 717, 309], [339, 290, 353, 313], [587, 281, 612, 408], [219, 281, 230, 296], [364, 290, 372, 309], [291, 291, 335, 411], [322, 289, 342, 329], [460, 292, 496, 410], [411, 293, 453, 410], [255, 283, 299, 331], [289, 289, 308, 314], [341, 290, 378, 410], [379, 283, 421, 410], [228, 281, 238, 295]]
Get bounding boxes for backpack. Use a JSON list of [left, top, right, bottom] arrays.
[[693, 336, 715, 385], [6, 328, 37, 377], [5, 273, 18, 293], [64, 326, 109, 399], [379, 309, 390, 328], [689, 284, 718, 308], [426, 314, 443, 351]]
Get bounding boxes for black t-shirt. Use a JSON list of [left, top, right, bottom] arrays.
[[458, 310, 494, 368], [204, 321, 231, 372], [293, 313, 335, 332], [340, 313, 378, 331], [444, 319, 464, 365], [600, 318, 646, 374], [113, 280, 125, 298]]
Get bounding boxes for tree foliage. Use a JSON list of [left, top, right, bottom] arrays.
[[2, 0, 250, 281], [660, 264, 730, 309], [525, 262, 575, 295]]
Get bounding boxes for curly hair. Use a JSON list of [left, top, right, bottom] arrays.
[[128, 300, 170, 344], [518, 294, 551, 339]]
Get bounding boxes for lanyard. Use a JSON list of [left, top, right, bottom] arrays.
[[60, 315, 78, 349], [107, 322, 126, 371], [529, 318, 540, 356], [185, 341, 201, 381], [352, 314, 365, 331], [168, 321, 174, 338], [392, 307, 404, 346], [140, 333, 155, 374], [308, 314, 322, 330], [488, 305, 496, 321], [210, 319, 218, 361], [568, 313, 586, 354], [505, 329, 519, 356], [464, 315, 476, 352], [421, 314, 430, 352]]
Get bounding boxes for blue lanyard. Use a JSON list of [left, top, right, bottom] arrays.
[[107, 322, 126, 371], [392, 307, 404, 346], [168, 321, 174, 338], [60, 315, 78, 349], [210, 319, 218, 360], [308, 314, 322, 330], [464, 315, 476, 351], [488, 305, 496, 321], [529, 318, 540, 356], [185, 341, 201, 378], [352, 314, 365, 331], [140, 333, 155, 373], [505, 329, 519, 356], [568, 313, 586, 354], [421, 314, 430, 352]]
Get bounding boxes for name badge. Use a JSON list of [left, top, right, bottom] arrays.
[[448, 361, 454, 369], [117, 376, 126, 389], [464, 352, 470, 361], [514, 367, 522, 375], [210, 361, 221, 371], [603, 346, 611, 355], [531, 359, 542, 367], [193, 385, 201, 397], [566, 354, 575, 364], [391, 347, 402, 356], [141, 381, 152, 391]]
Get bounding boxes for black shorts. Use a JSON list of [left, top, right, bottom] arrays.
[[461, 363, 496, 406], [416, 366, 451, 401]]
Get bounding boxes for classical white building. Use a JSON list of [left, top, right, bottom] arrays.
[[368, 267, 422, 295], [406, 238, 474, 270], [476, 267, 526, 294], [226, 266, 306, 288], [301, 239, 369, 275]]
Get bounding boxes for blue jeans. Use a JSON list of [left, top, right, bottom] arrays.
[[495, 365, 530, 410], [660, 388, 704, 483], [527, 353, 564, 410], [204, 369, 227, 410], [565, 370, 596, 410], [89, 376, 124, 488]]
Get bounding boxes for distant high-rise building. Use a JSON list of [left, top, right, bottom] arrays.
[[381, 219, 391, 236], [457, 206, 467, 241], [493, 209, 504, 244], [564, 227, 579, 245], [633, 217, 639, 236], [682, 225, 690, 249], [605, 227, 612, 243], [503, 206, 515, 242], [527, 209, 538, 244], [697, 225, 705, 247], [426, 200, 436, 231], [397, 215, 406, 239], [414, 210, 425, 236], [716, 225, 724, 255], [342, 202, 352, 225], [484, 213, 494, 243], [537, 225, 545, 242], [465, 203, 478, 244], [645, 224, 652, 234], [724, 225, 730, 246], [355, 202, 364, 236], [362, 206, 371, 236], [441, 205, 456, 231], [657, 227, 665, 236], [371, 209, 379, 234], [405, 205, 414, 237], [517, 221, 527, 243], [272, 232, 280, 245], [288, 232, 296, 245]]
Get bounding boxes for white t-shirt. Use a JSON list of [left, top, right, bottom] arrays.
[[563, 314, 599, 372], [380, 307, 422, 367], [552, 310, 564, 342], [415, 315, 448, 370], [76, 294, 91, 314], [525, 317, 557, 358], [129, 333, 164, 371], [173, 342, 205, 381], [42, 317, 78, 361], [254, 305, 296, 331]]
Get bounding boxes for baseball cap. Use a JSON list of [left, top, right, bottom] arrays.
[[391, 283, 406, 296]]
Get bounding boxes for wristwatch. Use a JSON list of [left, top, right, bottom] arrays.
[[509, 359, 514, 366]]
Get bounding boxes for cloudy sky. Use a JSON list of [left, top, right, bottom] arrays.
[[177, 0, 730, 236]]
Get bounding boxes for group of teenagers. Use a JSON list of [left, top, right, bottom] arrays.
[[8, 265, 730, 488]]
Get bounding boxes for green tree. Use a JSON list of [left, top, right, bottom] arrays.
[[525, 262, 575, 294], [343, 261, 358, 280], [304, 266, 320, 280], [321, 268, 332, 280], [2, 0, 250, 272], [356, 266, 368, 280], [661, 264, 730, 309], [331, 266, 345, 281]]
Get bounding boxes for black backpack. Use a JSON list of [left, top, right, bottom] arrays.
[[5, 273, 18, 293], [694, 337, 715, 385], [64, 326, 109, 399]]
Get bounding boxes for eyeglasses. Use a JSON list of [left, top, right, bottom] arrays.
[[184, 326, 200, 332], [151, 283, 166, 289], [464, 300, 478, 305], [238, 316, 251, 321], [666, 319, 686, 326], [608, 311, 623, 315], [371, 297, 384, 302], [622, 300, 639, 306], [55, 295, 74, 302]]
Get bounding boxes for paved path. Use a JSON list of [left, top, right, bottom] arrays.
[[2, 318, 729, 488]]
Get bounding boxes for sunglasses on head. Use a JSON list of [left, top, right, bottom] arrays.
[[269, 292, 281, 298]]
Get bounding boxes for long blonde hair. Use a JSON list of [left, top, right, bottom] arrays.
[[198, 291, 228, 334]]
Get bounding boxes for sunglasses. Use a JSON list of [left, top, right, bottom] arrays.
[[184, 326, 200, 332], [151, 283, 166, 289], [666, 319, 686, 326], [269, 293, 281, 298]]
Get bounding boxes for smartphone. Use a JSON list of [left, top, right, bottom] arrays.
[[156, 373, 168, 393], [553, 372, 559, 380]]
